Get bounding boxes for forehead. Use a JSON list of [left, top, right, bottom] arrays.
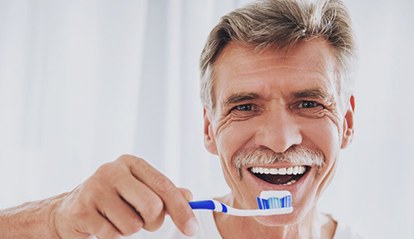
[[212, 39, 338, 103]]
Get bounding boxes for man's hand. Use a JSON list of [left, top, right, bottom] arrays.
[[52, 155, 198, 239]]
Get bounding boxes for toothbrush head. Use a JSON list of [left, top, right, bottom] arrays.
[[256, 190, 292, 210]]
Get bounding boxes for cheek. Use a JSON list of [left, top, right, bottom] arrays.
[[214, 120, 257, 176], [302, 117, 342, 195], [307, 121, 340, 153], [214, 121, 260, 207], [302, 112, 343, 156]]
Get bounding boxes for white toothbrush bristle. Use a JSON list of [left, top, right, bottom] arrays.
[[257, 190, 292, 210]]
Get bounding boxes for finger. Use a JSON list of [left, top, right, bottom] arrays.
[[178, 187, 193, 201], [164, 188, 193, 216], [76, 208, 122, 239], [115, 174, 166, 232], [96, 191, 144, 236], [120, 155, 198, 236]]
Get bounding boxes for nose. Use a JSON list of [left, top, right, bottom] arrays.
[[254, 108, 302, 153]]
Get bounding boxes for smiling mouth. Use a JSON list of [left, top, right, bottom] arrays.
[[249, 166, 310, 185]]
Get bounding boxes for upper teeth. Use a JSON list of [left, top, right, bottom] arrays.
[[250, 166, 307, 175]]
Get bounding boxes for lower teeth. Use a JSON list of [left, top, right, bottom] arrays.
[[283, 179, 297, 185], [251, 167, 308, 185]]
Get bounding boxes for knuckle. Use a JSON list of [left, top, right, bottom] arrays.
[[137, 196, 165, 232], [79, 182, 104, 205], [142, 213, 165, 232], [94, 161, 126, 186], [152, 174, 175, 195], [96, 224, 121, 239], [117, 154, 140, 165], [142, 197, 164, 219], [118, 155, 149, 173], [96, 162, 117, 176], [122, 219, 144, 236]]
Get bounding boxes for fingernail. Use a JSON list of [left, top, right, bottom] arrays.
[[185, 218, 199, 236], [185, 191, 193, 201]]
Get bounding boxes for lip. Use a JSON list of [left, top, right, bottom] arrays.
[[243, 164, 314, 194]]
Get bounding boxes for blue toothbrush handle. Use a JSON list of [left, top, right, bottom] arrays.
[[188, 200, 228, 213], [188, 200, 216, 210]]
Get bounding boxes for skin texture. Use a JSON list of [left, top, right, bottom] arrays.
[[0, 194, 64, 239], [0, 155, 198, 239], [203, 39, 354, 238]]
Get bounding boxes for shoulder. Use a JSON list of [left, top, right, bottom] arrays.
[[333, 219, 365, 239]]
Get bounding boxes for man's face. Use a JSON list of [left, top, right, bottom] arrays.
[[203, 39, 354, 225]]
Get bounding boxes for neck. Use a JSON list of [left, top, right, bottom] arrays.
[[213, 194, 336, 239]]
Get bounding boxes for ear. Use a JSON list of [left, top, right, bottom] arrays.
[[341, 95, 355, 149], [203, 107, 218, 155]]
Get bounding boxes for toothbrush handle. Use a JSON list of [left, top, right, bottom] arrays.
[[188, 200, 228, 213], [188, 200, 216, 210]]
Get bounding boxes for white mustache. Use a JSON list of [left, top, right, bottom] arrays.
[[233, 146, 325, 176]]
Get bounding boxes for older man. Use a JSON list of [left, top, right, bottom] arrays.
[[0, 0, 362, 238]]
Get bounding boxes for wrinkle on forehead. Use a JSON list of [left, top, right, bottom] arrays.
[[212, 39, 338, 111], [214, 39, 337, 85], [230, 55, 331, 73]]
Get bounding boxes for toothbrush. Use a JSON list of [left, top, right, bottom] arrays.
[[188, 190, 293, 216]]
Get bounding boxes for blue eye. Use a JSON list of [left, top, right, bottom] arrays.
[[298, 101, 320, 109], [301, 101, 315, 108], [235, 104, 253, 111]]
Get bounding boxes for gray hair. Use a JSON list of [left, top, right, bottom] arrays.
[[200, 0, 357, 111]]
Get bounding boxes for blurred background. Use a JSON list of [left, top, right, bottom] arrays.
[[0, 0, 413, 238]]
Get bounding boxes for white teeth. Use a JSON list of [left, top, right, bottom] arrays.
[[293, 166, 299, 175], [250, 166, 307, 175], [284, 179, 297, 185]]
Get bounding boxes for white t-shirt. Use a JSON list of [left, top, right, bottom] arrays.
[[128, 211, 364, 239]]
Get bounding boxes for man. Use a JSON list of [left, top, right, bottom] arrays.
[[0, 0, 362, 238]]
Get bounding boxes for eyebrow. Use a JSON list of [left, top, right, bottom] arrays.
[[222, 88, 334, 107], [291, 88, 333, 102], [223, 93, 260, 106]]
